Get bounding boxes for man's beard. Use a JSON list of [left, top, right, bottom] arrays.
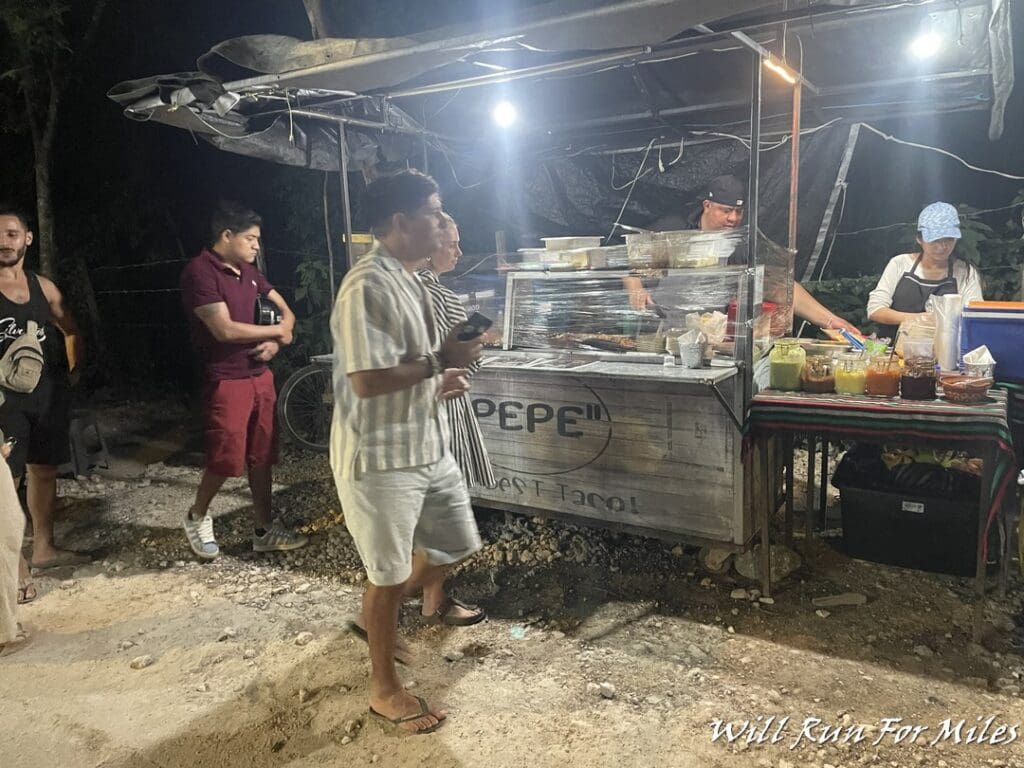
[[0, 247, 25, 266]]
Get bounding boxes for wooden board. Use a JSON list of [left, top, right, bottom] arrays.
[[469, 369, 747, 543]]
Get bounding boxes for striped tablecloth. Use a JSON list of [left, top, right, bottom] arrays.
[[994, 381, 1024, 466], [748, 389, 1016, 560]]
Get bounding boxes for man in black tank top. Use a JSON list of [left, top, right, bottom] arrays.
[[0, 204, 89, 586]]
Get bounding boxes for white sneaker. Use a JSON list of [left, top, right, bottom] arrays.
[[252, 520, 308, 553], [183, 513, 220, 560]]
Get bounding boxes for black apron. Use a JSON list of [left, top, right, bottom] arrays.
[[876, 253, 959, 342]]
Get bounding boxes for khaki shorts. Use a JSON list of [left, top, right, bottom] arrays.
[[336, 453, 482, 586]]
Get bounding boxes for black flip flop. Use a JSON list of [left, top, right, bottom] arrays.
[[422, 596, 486, 627], [369, 695, 445, 734]]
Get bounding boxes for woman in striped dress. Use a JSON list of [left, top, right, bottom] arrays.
[[418, 215, 496, 488]]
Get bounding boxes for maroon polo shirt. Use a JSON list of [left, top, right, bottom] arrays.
[[180, 248, 274, 381]]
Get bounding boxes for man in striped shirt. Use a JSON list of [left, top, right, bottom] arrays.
[[331, 170, 483, 734]]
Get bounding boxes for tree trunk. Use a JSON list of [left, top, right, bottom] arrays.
[[33, 145, 56, 278], [67, 254, 105, 372], [34, 137, 106, 370]]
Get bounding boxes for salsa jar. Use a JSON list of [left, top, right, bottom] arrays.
[[769, 339, 806, 391], [834, 351, 868, 395], [900, 359, 937, 400], [801, 355, 835, 394], [865, 357, 901, 398]]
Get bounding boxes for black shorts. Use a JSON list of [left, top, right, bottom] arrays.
[[0, 379, 71, 478]]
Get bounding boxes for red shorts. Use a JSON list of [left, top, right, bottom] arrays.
[[204, 369, 278, 477]]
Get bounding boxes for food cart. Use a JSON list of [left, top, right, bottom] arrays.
[[110, 0, 1014, 577], [459, 228, 793, 559]]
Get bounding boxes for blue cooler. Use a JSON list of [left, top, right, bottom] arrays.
[[961, 302, 1024, 382]]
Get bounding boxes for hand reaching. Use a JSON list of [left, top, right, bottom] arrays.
[[828, 316, 862, 336], [439, 368, 470, 401]]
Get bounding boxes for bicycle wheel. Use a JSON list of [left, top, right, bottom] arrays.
[[278, 363, 333, 453]]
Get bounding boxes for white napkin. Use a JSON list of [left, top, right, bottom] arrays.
[[963, 345, 996, 365], [677, 329, 707, 346]]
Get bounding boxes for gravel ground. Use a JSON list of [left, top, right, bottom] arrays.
[[3, 397, 1023, 768]]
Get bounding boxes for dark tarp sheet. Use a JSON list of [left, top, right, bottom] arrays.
[[989, 0, 1016, 139], [194, 0, 775, 94], [435, 123, 855, 278]]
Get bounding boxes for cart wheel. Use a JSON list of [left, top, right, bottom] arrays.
[[278, 363, 333, 453], [698, 546, 733, 575]]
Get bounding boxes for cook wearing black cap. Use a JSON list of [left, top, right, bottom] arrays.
[[635, 175, 860, 335], [647, 174, 746, 233]]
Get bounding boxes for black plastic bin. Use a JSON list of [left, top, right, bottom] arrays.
[[834, 483, 980, 577]]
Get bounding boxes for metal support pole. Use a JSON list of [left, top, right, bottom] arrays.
[[805, 434, 816, 543], [819, 438, 829, 524], [788, 84, 802, 251], [337, 125, 356, 275], [743, 50, 763, 412]]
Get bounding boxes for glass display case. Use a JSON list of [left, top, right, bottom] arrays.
[[443, 227, 793, 362], [494, 226, 792, 362]]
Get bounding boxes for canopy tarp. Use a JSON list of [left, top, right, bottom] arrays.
[[109, 0, 1013, 169], [107, 0, 1013, 276]]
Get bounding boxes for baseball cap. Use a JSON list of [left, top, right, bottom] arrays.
[[704, 175, 747, 207], [917, 202, 962, 242]]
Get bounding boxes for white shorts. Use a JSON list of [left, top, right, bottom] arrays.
[[336, 453, 482, 586]]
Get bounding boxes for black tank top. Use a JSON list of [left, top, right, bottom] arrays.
[[0, 272, 67, 391]]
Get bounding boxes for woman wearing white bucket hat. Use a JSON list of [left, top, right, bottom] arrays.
[[867, 201, 984, 342]]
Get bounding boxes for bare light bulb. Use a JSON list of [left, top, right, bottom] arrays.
[[909, 32, 943, 59], [492, 101, 518, 128]]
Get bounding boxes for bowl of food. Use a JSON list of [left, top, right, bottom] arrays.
[[939, 374, 993, 404]]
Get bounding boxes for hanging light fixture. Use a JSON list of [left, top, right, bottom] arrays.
[[909, 31, 943, 59], [763, 56, 797, 85], [491, 101, 518, 128]]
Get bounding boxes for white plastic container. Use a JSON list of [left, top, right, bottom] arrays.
[[542, 236, 602, 251]]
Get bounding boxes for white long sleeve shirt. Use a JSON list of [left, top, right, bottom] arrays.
[[867, 253, 984, 318]]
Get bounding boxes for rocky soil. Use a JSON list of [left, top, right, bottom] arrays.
[[2, 396, 1023, 768]]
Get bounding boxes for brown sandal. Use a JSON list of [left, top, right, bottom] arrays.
[[422, 596, 485, 627], [17, 579, 36, 605], [0, 624, 31, 657], [369, 695, 445, 734]]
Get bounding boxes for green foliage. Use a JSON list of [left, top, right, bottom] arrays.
[[263, 169, 336, 374], [957, 194, 1024, 303], [0, 0, 90, 137], [286, 254, 333, 365]]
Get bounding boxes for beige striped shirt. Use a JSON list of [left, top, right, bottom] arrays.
[[330, 245, 448, 478]]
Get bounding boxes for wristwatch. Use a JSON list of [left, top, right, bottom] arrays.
[[422, 352, 443, 378]]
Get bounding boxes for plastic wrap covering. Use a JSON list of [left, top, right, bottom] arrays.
[[758, 234, 795, 339], [626, 230, 737, 270], [501, 227, 792, 358], [505, 271, 647, 353], [502, 265, 775, 361], [504, 244, 629, 270], [628, 226, 793, 342]]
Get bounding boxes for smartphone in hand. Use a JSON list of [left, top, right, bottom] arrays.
[[457, 312, 493, 341]]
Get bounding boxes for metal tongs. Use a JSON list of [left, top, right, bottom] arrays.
[[838, 328, 865, 351], [648, 300, 668, 319]]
